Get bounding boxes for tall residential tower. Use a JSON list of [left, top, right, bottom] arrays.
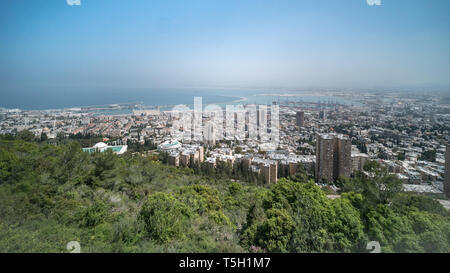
[[296, 111, 305, 127], [445, 145, 450, 198], [315, 133, 352, 182]]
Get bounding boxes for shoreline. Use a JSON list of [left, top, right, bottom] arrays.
[[0, 94, 247, 113]]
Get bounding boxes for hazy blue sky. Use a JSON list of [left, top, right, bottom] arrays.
[[0, 0, 449, 91]]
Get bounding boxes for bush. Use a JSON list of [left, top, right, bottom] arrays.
[[83, 200, 109, 227], [139, 192, 191, 243]]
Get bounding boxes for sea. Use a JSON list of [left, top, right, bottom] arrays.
[[0, 87, 358, 114]]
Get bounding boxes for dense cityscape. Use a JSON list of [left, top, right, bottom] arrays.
[[1, 0, 450, 259], [2, 91, 449, 204]]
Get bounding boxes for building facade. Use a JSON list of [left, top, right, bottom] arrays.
[[180, 152, 190, 167], [204, 121, 216, 146], [445, 145, 450, 198], [351, 153, 369, 172], [82, 142, 128, 155], [315, 133, 352, 182], [296, 111, 305, 127], [319, 110, 326, 120], [168, 153, 180, 167]]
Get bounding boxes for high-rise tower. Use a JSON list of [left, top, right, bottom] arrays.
[[445, 145, 450, 198], [296, 111, 305, 127], [315, 133, 352, 182]]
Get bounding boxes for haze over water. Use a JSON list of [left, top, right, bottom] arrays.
[[0, 87, 360, 111], [1, 0, 449, 108]]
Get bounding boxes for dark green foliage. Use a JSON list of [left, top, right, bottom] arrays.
[[0, 137, 449, 253], [339, 161, 450, 253], [391, 193, 449, 217], [419, 149, 436, 162], [342, 161, 403, 205], [40, 133, 48, 142], [83, 201, 109, 227], [257, 208, 294, 252], [228, 182, 242, 196], [127, 139, 157, 153], [290, 164, 310, 183], [0, 137, 255, 252], [241, 179, 365, 253], [139, 192, 191, 243], [17, 130, 36, 142]]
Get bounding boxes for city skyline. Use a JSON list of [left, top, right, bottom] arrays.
[[1, 0, 450, 257]]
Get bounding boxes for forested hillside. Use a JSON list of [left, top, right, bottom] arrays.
[[0, 135, 449, 253]]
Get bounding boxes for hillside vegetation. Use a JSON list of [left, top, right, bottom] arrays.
[[0, 135, 449, 253]]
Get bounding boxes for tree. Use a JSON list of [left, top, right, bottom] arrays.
[[17, 130, 35, 142], [407, 211, 450, 252], [343, 161, 403, 205], [158, 151, 168, 164], [1, 136, 449, 253], [328, 197, 365, 252], [139, 192, 191, 243], [365, 204, 421, 253], [40, 133, 48, 142], [83, 200, 109, 227], [257, 208, 294, 252], [290, 164, 309, 183], [391, 193, 449, 217], [242, 179, 365, 253], [419, 150, 436, 162]]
